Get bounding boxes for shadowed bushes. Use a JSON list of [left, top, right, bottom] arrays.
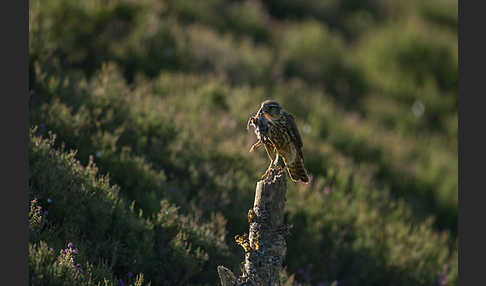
[[29, 129, 231, 285], [277, 21, 369, 108]]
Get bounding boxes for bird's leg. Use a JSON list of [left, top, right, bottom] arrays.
[[261, 143, 277, 180], [273, 153, 284, 173], [249, 140, 263, 152], [261, 157, 275, 180]]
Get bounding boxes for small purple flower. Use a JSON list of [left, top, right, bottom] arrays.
[[119, 278, 126, 286], [73, 248, 79, 254], [127, 272, 134, 278], [438, 265, 448, 286], [324, 186, 332, 195], [67, 242, 73, 248]]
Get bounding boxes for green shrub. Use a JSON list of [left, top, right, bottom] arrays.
[[29, 0, 142, 77], [277, 21, 369, 108], [355, 20, 457, 134], [166, 0, 272, 43], [419, 0, 457, 32], [285, 171, 457, 286], [29, 129, 231, 285], [261, 0, 389, 38]]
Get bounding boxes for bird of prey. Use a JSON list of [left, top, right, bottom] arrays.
[[247, 100, 309, 183]]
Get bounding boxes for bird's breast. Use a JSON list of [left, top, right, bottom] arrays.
[[268, 120, 290, 149]]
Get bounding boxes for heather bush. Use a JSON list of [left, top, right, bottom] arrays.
[[260, 0, 391, 39], [276, 20, 368, 108], [355, 19, 457, 136], [29, 0, 142, 77], [285, 171, 457, 285], [29, 129, 231, 285], [166, 0, 272, 43]]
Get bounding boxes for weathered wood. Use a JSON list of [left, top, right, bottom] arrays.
[[218, 166, 288, 286], [218, 266, 237, 286]]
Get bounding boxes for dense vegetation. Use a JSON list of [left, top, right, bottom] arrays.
[[28, 0, 457, 285]]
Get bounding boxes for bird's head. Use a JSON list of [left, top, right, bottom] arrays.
[[257, 100, 283, 122]]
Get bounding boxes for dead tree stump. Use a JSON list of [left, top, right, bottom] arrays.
[[218, 166, 288, 286]]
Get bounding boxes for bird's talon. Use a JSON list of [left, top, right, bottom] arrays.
[[261, 167, 273, 180]]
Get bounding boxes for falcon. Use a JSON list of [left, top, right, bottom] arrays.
[[247, 100, 309, 183]]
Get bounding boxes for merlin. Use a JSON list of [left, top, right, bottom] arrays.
[[247, 100, 309, 183]]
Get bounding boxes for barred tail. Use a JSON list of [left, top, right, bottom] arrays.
[[286, 156, 309, 183]]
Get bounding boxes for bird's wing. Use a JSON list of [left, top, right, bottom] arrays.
[[285, 112, 304, 157]]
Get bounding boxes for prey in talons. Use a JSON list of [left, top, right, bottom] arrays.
[[247, 112, 269, 153], [247, 110, 283, 180]]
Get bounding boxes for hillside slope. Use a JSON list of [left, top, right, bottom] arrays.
[[29, 0, 457, 285]]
